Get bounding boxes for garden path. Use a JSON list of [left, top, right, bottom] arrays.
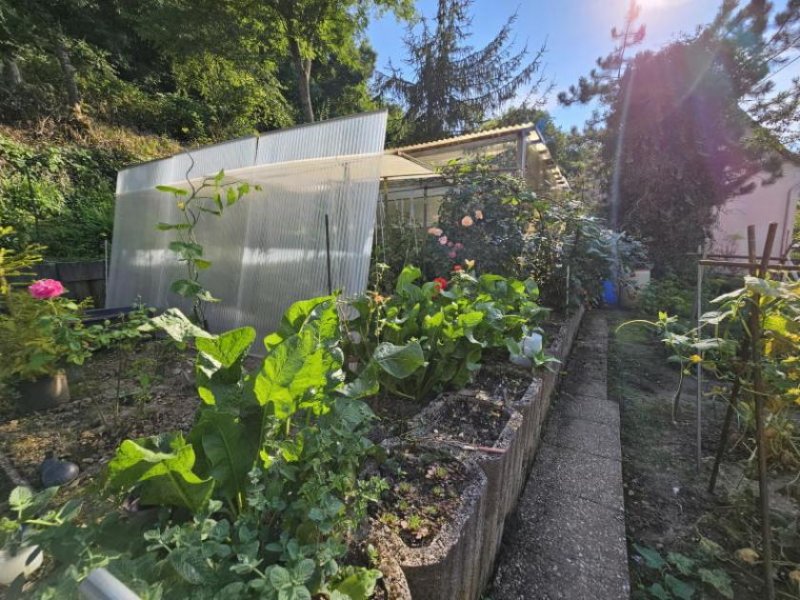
[[489, 312, 630, 599]]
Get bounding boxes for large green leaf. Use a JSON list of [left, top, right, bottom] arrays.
[[196, 327, 255, 370], [150, 308, 213, 342], [254, 329, 334, 418], [329, 568, 382, 600], [265, 296, 338, 351], [664, 574, 694, 600], [169, 241, 204, 259], [697, 568, 733, 599], [170, 278, 203, 299], [372, 341, 425, 379], [107, 434, 214, 512], [190, 411, 258, 503], [195, 327, 255, 406], [633, 544, 666, 570]]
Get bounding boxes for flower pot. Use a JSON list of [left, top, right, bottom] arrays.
[[0, 545, 43, 585], [621, 268, 651, 308], [15, 370, 70, 413]]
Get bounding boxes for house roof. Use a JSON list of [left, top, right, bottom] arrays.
[[387, 123, 569, 189], [388, 123, 538, 154]]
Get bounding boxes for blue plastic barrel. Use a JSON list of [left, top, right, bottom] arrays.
[[602, 279, 618, 305]]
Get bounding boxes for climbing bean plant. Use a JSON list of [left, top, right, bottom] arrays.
[[157, 169, 257, 327]]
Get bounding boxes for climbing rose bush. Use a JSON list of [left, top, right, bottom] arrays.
[[28, 279, 66, 300]]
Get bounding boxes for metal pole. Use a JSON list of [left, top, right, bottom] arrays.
[[79, 568, 140, 600], [696, 243, 704, 472], [104, 239, 110, 309], [324, 214, 333, 296]]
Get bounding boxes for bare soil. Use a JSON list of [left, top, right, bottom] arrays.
[[609, 310, 800, 600], [427, 396, 508, 446], [371, 445, 470, 547], [0, 340, 198, 501]]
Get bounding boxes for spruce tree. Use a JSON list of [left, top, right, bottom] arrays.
[[377, 0, 547, 144]]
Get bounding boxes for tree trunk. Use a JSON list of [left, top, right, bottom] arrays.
[[54, 37, 83, 122], [289, 39, 314, 123]]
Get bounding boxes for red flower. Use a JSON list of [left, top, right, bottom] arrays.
[[453, 265, 463, 272], [28, 279, 66, 299], [433, 277, 448, 292]]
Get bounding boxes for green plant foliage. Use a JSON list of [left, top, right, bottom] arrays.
[[0, 289, 92, 382], [633, 544, 734, 600], [377, 161, 621, 308], [56, 296, 403, 597], [343, 265, 550, 401], [629, 276, 800, 468], [108, 434, 215, 513]]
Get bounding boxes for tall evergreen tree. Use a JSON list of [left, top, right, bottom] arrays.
[[377, 0, 548, 144]]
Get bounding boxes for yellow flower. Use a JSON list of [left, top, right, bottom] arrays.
[[689, 354, 702, 364], [735, 548, 759, 565], [464, 259, 475, 270]]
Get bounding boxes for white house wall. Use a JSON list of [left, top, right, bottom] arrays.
[[711, 162, 800, 258]]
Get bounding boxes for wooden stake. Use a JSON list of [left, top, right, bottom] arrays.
[[708, 376, 741, 493]]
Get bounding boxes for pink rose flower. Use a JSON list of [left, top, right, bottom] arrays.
[[439, 235, 448, 245], [28, 279, 66, 300], [447, 241, 454, 247], [474, 210, 484, 220], [454, 242, 464, 250], [461, 215, 474, 227], [448, 251, 457, 259], [427, 227, 443, 236]]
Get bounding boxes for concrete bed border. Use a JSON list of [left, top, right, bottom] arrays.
[[372, 305, 587, 599]]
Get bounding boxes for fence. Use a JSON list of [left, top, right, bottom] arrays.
[[32, 260, 106, 307]]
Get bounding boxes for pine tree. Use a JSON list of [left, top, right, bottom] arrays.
[[377, 0, 547, 144], [557, 0, 646, 112]]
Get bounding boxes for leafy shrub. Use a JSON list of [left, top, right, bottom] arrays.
[[423, 160, 543, 279], [638, 275, 737, 325], [375, 162, 624, 309]]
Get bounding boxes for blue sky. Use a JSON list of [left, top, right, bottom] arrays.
[[366, 0, 798, 131]]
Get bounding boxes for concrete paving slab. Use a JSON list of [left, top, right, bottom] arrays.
[[543, 413, 622, 461], [558, 392, 621, 427]]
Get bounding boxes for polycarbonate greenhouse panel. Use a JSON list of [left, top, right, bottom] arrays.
[[116, 136, 260, 195], [107, 112, 387, 345]]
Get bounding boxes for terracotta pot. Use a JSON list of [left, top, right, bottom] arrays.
[[15, 370, 70, 413]]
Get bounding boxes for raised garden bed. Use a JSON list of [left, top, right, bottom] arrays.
[[410, 395, 524, 590], [367, 306, 586, 599], [371, 441, 488, 600]]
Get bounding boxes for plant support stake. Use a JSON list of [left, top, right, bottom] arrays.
[[751, 223, 777, 600], [325, 214, 333, 296], [695, 243, 704, 472]]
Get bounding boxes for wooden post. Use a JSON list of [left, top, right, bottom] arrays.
[[517, 131, 528, 180]]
